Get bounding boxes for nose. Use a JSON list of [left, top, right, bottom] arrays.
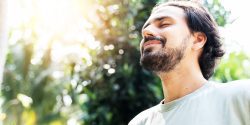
[[142, 25, 158, 38]]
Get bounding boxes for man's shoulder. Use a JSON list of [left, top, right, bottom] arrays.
[[213, 79, 250, 91], [128, 104, 159, 125], [211, 79, 250, 99]]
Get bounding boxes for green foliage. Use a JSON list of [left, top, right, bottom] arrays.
[[2, 0, 160, 124], [213, 52, 250, 82], [204, 0, 230, 26], [78, 0, 161, 124], [2, 38, 65, 124]]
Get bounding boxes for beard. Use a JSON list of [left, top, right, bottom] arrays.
[[140, 36, 189, 73]]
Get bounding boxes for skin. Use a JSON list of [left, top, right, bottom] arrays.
[[141, 5, 208, 103]]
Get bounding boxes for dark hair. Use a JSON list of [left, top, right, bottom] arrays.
[[152, 1, 225, 80]]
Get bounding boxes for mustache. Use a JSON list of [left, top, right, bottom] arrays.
[[143, 36, 166, 45]]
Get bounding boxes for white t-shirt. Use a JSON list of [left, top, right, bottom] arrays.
[[129, 80, 250, 125]]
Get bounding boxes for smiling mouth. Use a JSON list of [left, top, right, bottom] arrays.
[[143, 40, 162, 47]]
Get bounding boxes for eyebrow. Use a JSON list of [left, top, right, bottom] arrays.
[[142, 16, 172, 30]]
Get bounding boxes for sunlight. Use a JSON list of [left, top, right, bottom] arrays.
[[8, 0, 99, 67], [221, 0, 250, 54], [17, 93, 33, 108]]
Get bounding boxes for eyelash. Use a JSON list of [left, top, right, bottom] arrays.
[[159, 23, 170, 28]]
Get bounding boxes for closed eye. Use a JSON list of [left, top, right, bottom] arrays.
[[159, 23, 171, 28]]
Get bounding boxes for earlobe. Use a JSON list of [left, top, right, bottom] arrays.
[[192, 32, 207, 50]]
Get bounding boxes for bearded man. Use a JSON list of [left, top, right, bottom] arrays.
[[129, 1, 250, 125]]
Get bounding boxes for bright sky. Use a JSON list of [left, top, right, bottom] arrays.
[[221, 0, 250, 54]]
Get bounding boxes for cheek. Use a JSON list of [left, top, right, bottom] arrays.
[[161, 31, 179, 47], [161, 26, 190, 47]]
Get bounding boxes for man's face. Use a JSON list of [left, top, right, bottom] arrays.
[[140, 5, 192, 73]]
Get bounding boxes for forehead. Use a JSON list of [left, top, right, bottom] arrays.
[[145, 5, 186, 25]]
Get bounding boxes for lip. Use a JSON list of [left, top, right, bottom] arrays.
[[143, 40, 162, 47]]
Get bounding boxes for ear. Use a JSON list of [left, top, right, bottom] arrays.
[[192, 32, 207, 50]]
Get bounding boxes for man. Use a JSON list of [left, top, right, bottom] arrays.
[[129, 1, 250, 125]]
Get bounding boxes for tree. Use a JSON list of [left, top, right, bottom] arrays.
[[213, 52, 250, 83], [78, 0, 161, 124]]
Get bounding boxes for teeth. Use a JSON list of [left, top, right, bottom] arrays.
[[144, 40, 161, 46]]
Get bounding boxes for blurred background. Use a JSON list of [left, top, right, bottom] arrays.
[[0, 0, 250, 125]]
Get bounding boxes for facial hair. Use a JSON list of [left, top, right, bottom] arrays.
[[140, 35, 189, 73]]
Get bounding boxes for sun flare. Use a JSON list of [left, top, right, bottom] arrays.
[[8, 0, 99, 67]]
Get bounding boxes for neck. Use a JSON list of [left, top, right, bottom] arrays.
[[157, 61, 207, 103]]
